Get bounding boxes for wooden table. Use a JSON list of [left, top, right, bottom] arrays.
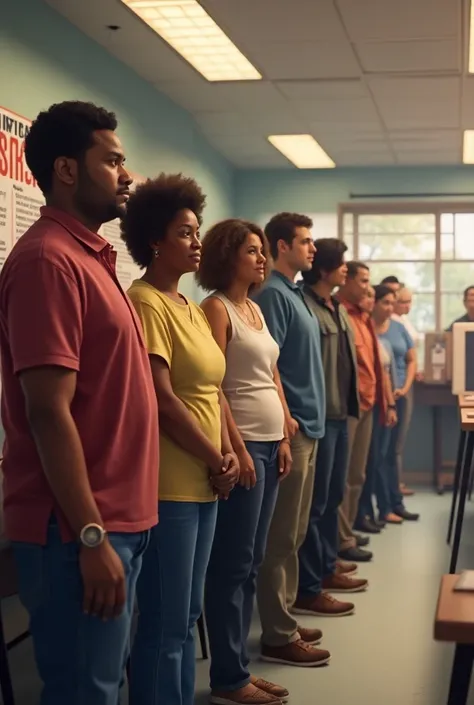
[[414, 381, 457, 493], [435, 574, 474, 704]]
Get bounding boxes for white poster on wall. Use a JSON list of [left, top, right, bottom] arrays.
[[0, 106, 45, 263], [0, 105, 144, 289]]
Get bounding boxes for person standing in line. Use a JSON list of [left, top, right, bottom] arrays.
[[198, 218, 294, 705], [380, 275, 401, 296], [337, 262, 388, 562], [357, 286, 399, 527], [0, 101, 159, 705], [392, 286, 418, 497], [120, 174, 239, 705], [375, 287, 420, 523], [293, 239, 368, 624], [446, 285, 474, 330], [253, 213, 330, 667]]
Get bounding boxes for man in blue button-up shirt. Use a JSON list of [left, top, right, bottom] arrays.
[[254, 212, 328, 669]]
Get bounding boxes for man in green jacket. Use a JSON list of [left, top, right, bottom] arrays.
[[293, 239, 368, 622]]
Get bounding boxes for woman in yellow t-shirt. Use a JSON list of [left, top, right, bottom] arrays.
[[120, 173, 239, 705]]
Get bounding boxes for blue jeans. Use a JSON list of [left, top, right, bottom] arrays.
[[130, 500, 217, 705], [12, 519, 149, 705], [298, 419, 348, 596], [384, 397, 406, 514], [358, 406, 391, 521], [205, 441, 280, 691]]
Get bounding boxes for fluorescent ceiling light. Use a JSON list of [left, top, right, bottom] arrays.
[[268, 135, 335, 169], [120, 0, 262, 82], [469, 0, 474, 73], [463, 130, 474, 164]]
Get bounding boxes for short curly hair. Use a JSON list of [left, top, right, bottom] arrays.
[[121, 173, 206, 268], [25, 101, 117, 195], [197, 219, 268, 292], [265, 212, 313, 260]]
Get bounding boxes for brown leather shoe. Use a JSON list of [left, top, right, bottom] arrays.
[[322, 573, 368, 593], [261, 639, 330, 667], [250, 677, 289, 702], [210, 684, 282, 705], [335, 560, 358, 576], [292, 592, 354, 617], [297, 625, 323, 645]]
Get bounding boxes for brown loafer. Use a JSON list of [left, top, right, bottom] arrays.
[[250, 676, 289, 701], [210, 684, 282, 705], [261, 639, 330, 667]]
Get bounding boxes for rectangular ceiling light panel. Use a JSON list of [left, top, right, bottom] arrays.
[[463, 130, 474, 163], [268, 134, 336, 169], [121, 0, 262, 82]]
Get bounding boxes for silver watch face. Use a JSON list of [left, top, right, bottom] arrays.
[[82, 525, 103, 547]]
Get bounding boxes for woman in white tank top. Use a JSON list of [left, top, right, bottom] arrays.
[[198, 219, 292, 705]]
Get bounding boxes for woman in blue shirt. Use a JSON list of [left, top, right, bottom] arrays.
[[375, 285, 419, 522]]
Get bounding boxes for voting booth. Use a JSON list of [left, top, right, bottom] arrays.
[[452, 323, 474, 396]]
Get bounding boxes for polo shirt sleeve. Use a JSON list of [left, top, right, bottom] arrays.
[[131, 299, 173, 367], [7, 259, 82, 375], [255, 288, 289, 349]]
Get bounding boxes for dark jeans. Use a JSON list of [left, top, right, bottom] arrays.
[[130, 500, 217, 705], [12, 519, 149, 705], [357, 405, 391, 522], [298, 419, 349, 596], [205, 441, 280, 691], [385, 396, 407, 514]]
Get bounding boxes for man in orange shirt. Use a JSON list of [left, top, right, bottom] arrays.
[[337, 262, 393, 562]]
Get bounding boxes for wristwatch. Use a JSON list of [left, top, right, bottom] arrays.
[[388, 404, 396, 410], [79, 523, 106, 548]]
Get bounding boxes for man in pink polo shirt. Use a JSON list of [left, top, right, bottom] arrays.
[[0, 101, 159, 705]]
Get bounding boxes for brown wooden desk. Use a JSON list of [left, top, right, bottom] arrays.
[[414, 381, 457, 493], [435, 574, 474, 704]]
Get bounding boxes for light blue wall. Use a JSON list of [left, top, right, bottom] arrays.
[[235, 166, 474, 220], [1, 0, 235, 299]]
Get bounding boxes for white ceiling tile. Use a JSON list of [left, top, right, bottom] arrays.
[[251, 42, 361, 80], [292, 97, 380, 123], [194, 112, 255, 135], [461, 79, 474, 127], [336, 0, 460, 41], [275, 80, 368, 101], [356, 39, 460, 73], [337, 153, 396, 166], [369, 77, 460, 129], [201, 0, 348, 43], [395, 151, 459, 164]]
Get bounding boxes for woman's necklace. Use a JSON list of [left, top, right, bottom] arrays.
[[228, 296, 258, 327]]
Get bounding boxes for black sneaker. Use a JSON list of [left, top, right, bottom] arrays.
[[338, 547, 373, 562], [374, 519, 386, 529], [394, 507, 420, 521], [355, 534, 370, 547], [353, 518, 381, 535]]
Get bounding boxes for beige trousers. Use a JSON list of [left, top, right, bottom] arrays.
[[338, 410, 374, 550], [257, 431, 317, 647]]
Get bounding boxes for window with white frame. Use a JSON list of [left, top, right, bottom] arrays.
[[339, 205, 474, 369]]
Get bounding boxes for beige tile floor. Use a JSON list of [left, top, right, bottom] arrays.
[[3, 490, 474, 704]]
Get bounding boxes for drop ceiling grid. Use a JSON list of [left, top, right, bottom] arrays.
[[42, 0, 469, 168]]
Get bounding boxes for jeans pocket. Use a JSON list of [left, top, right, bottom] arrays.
[[12, 542, 47, 614]]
